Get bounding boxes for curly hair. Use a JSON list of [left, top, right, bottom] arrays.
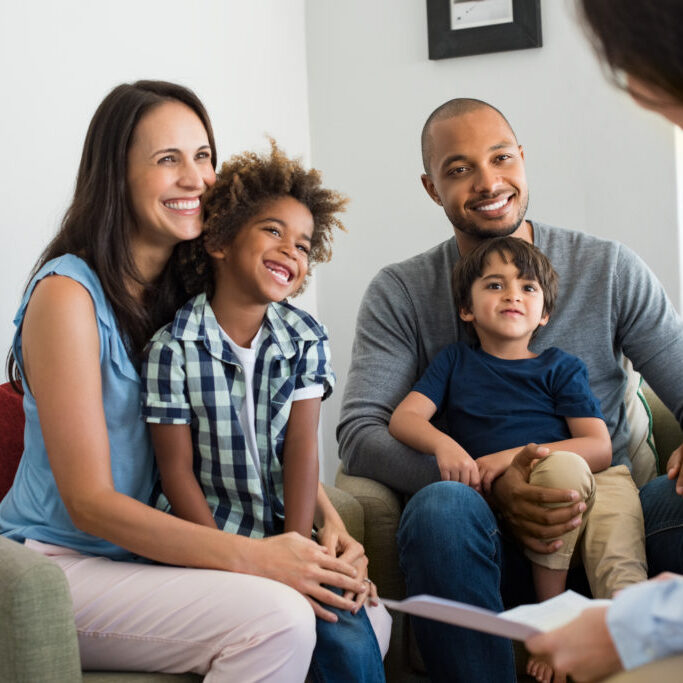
[[179, 139, 347, 297], [453, 236, 558, 342]]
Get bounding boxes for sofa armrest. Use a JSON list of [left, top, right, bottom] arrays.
[[0, 535, 82, 682], [335, 466, 405, 599], [642, 385, 683, 473]]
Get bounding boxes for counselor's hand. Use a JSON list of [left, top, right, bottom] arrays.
[[490, 444, 586, 554], [252, 532, 365, 622], [666, 444, 683, 496], [525, 606, 622, 682]]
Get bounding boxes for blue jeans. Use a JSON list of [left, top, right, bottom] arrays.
[[640, 474, 683, 575], [397, 476, 683, 682], [397, 482, 518, 683], [310, 588, 385, 683]]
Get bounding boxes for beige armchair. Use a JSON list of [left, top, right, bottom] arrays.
[[336, 386, 683, 682]]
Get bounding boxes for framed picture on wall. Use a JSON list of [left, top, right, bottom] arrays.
[[426, 0, 542, 60]]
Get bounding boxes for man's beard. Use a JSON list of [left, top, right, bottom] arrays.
[[447, 191, 529, 240]]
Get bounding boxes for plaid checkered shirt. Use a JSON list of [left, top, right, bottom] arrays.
[[141, 292, 334, 538]]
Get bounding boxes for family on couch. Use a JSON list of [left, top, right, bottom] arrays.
[[1, 0, 682, 681]]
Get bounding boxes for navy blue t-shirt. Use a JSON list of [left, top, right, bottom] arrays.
[[412, 343, 604, 459]]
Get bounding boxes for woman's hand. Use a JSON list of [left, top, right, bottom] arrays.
[[251, 532, 366, 622], [317, 520, 378, 613]]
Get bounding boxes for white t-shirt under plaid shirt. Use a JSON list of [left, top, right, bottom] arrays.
[[141, 292, 335, 538]]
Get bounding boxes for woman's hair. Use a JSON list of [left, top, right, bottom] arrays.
[[452, 236, 558, 341], [579, 0, 683, 105], [8, 80, 216, 385], [179, 139, 347, 298]]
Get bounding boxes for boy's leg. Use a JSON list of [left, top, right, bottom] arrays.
[[525, 451, 596, 572], [397, 481, 516, 683], [309, 588, 388, 683], [581, 465, 647, 598], [27, 540, 316, 682]]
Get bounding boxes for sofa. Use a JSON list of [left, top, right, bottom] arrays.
[[0, 381, 364, 682], [336, 384, 683, 682]]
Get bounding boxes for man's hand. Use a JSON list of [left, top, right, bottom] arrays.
[[667, 444, 683, 496], [434, 441, 480, 490], [525, 607, 623, 682], [490, 444, 586, 553]]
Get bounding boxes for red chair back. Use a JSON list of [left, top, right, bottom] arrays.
[[0, 381, 25, 499]]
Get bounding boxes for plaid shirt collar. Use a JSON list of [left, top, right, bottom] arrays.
[[170, 292, 322, 364]]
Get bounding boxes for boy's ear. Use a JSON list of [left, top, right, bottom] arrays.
[[538, 310, 550, 327], [459, 307, 474, 322]]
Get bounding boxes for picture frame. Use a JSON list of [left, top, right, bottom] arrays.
[[426, 0, 542, 60]]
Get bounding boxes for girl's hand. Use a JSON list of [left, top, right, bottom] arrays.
[[252, 532, 365, 622], [317, 522, 378, 613]]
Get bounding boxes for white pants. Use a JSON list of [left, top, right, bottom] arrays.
[[28, 539, 317, 682]]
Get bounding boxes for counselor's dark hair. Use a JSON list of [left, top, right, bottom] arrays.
[[8, 80, 216, 387], [579, 0, 683, 105], [453, 236, 558, 341], [179, 138, 347, 298]]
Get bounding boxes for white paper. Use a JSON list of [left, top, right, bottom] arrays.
[[382, 590, 611, 642]]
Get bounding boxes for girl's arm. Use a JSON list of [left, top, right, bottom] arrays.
[[149, 423, 217, 528], [389, 391, 480, 487], [21, 276, 365, 615], [283, 397, 321, 536], [477, 417, 613, 493]]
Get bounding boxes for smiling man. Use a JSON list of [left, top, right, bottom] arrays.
[[337, 98, 683, 682]]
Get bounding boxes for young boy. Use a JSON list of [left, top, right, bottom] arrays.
[[389, 236, 647, 683], [141, 141, 389, 682]]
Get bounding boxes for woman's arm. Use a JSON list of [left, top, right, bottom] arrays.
[[149, 423, 217, 528], [282, 397, 320, 536], [390, 391, 480, 487], [21, 276, 365, 611]]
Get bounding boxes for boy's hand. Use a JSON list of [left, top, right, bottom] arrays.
[[434, 441, 480, 490], [477, 452, 515, 494]]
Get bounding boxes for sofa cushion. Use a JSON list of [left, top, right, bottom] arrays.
[[0, 382, 24, 500]]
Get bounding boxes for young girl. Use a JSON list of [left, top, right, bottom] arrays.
[[0, 81, 376, 681], [141, 140, 390, 682]]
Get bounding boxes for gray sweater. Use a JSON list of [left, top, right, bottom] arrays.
[[337, 221, 683, 494]]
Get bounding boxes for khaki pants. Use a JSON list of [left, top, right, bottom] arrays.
[[526, 452, 647, 598]]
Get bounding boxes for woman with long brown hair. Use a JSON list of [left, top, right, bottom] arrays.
[[0, 80, 377, 680]]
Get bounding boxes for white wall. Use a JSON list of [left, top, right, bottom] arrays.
[[0, 0, 316, 367], [305, 0, 681, 483]]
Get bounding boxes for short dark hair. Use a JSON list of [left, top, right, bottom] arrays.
[[453, 237, 558, 340], [179, 138, 347, 297], [579, 0, 683, 105], [421, 98, 517, 174]]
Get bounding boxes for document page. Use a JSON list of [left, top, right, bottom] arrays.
[[382, 590, 610, 641]]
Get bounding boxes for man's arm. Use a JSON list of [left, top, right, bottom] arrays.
[[615, 244, 683, 494], [337, 269, 441, 493]]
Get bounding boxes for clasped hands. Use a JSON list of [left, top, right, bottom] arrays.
[[435, 442, 586, 555]]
